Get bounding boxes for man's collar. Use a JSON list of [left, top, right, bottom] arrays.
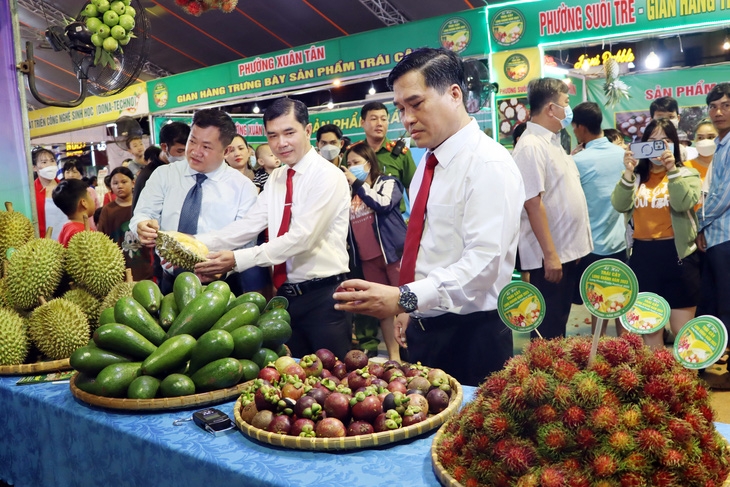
[[288, 146, 318, 174], [585, 137, 610, 149], [430, 118, 479, 169], [526, 121, 561, 145], [185, 160, 227, 181]]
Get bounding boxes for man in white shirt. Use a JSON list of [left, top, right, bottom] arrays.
[[333, 48, 525, 386], [193, 98, 352, 360], [131, 109, 259, 294], [512, 78, 593, 340]]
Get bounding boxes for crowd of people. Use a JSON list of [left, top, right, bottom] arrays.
[[28, 47, 730, 386]]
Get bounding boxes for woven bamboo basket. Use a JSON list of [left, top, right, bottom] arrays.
[[69, 372, 250, 411], [0, 358, 71, 376], [234, 375, 463, 451]]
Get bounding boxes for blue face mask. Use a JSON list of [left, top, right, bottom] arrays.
[[552, 102, 573, 130], [349, 164, 368, 181]]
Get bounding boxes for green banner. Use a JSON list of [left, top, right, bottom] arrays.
[[488, 0, 730, 52], [586, 64, 726, 140], [148, 8, 489, 113]]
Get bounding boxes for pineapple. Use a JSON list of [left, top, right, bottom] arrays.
[[603, 57, 630, 107]]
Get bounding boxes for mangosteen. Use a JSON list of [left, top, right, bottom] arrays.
[[347, 369, 372, 391], [332, 361, 348, 379], [347, 420, 375, 436], [281, 381, 304, 401], [291, 418, 316, 437], [383, 391, 410, 415], [367, 362, 384, 379], [255, 385, 280, 411], [351, 395, 383, 423], [407, 376, 431, 394], [320, 368, 333, 379], [274, 356, 296, 374], [427, 368, 449, 388], [276, 397, 297, 415], [239, 400, 259, 424], [283, 363, 306, 381], [373, 410, 402, 432], [382, 368, 404, 383], [315, 348, 337, 371], [258, 366, 281, 383], [267, 414, 292, 435], [294, 395, 318, 417], [307, 386, 330, 405], [407, 393, 429, 413], [251, 410, 274, 430], [426, 388, 450, 414], [344, 349, 369, 372], [387, 380, 407, 394], [315, 417, 346, 438], [382, 360, 402, 371], [370, 378, 388, 390], [323, 392, 351, 422], [401, 405, 427, 427], [300, 354, 323, 377]]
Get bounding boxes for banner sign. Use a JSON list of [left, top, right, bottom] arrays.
[[488, 0, 730, 52], [148, 8, 489, 113], [28, 83, 148, 138]]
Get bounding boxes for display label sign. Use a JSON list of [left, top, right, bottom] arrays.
[[148, 9, 489, 113], [674, 316, 728, 369], [619, 292, 670, 334], [579, 258, 638, 319], [498, 281, 546, 333], [28, 83, 148, 138], [488, 0, 729, 52]]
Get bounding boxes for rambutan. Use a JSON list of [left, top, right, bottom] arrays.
[[591, 405, 619, 431], [622, 451, 649, 472], [453, 465, 468, 482], [575, 427, 597, 449], [660, 448, 684, 467], [667, 418, 693, 442], [653, 347, 678, 371], [484, 412, 512, 439], [464, 411, 484, 431], [470, 433, 490, 452], [640, 399, 667, 424], [510, 357, 532, 381], [527, 348, 554, 371], [501, 385, 527, 411], [597, 337, 634, 366], [635, 427, 668, 455], [562, 405, 586, 429], [439, 449, 458, 468], [572, 371, 605, 408], [607, 429, 635, 453], [551, 358, 579, 382], [684, 409, 705, 430], [567, 338, 591, 367], [589, 358, 613, 379], [498, 440, 537, 474], [534, 403, 559, 424], [539, 466, 567, 487], [619, 405, 642, 430], [649, 469, 676, 487], [480, 375, 508, 398], [699, 404, 715, 423], [621, 332, 644, 350], [591, 453, 619, 477], [537, 423, 573, 456], [551, 383, 573, 409], [618, 471, 645, 487], [693, 383, 709, 402], [643, 376, 675, 403], [523, 371, 553, 404], [612, 365, 642, 395]]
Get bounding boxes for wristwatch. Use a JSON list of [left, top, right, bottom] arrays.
[[398, 285, 418, 313]]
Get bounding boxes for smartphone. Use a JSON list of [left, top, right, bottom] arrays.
[[630, 140, 666, 159]]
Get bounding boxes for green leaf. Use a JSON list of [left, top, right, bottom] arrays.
[[94, 46, 101, 66]]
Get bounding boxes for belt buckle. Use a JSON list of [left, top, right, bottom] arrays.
[[281, 283, 303, 297]]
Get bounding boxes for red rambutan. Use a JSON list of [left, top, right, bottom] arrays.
[[537, 423, 572, 453], [484, 412, 511, 439], [539, 466, 567, 487], [643, 376, 676, 403], [597, 337, 634, 366], [640, 399, 667, 424], [591, 453, 618, 477], [621, 332, 644, 350], [699, 404, 715, 423], [524, 371, 553, 404], [650, 469, 677, 487], [635, 427, 668, 455], [694, 383, 709, 402], [607, 429, 635, 453], [551, 358, 579, 382], [575, 427, 597, 449], [439, 449, 458, 468], [501, 385, 527, 411], [552, 383, 573, 410], [660, 448, 684, 467], [534, 403, 559, 424], [619, 405, 642, 430], [568, 338, 591, 367], [653, 347, 678, 371], [591, 405, 619, 431], [573, 372, 604, 408], [618, 471, 645, 487], [667, 418, 693, 442], [480, 375, 508, 398], [470, 433, 490, 452], [612, 366, 641, 395], [465, 411, 484, 431], [562, 405, 586, 429], [589, 359, 613, 380], [527, 348, 554, 371], [622, 451, 649, 472], [499, 440, 537, 474], [452, 465, 468, 482]]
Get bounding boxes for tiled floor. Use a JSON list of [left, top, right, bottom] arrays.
[[377, 304, 730, 424]]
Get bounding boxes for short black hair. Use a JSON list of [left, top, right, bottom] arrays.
[[263, 98, 309, 130], [634, 117, 683, 184], [513, 122, 527, 145], [387, 48, 467, 108], [603, 128, 624, 144], [316, 124, 342, 142], [62, 159, 84, 175], [143, 146, 163, 165], [649, 97, 679, 117], [51, 179, 89, 217], [572, 102, 603, 135], [527, 78, 569, 115], [707, 82, 730, 105], [32, 148, 55, 166], [109, 166, 135, 181], [159, 121, 190, 147], [360, 101, 388, 120], [192, 108, 237, 147], [125, 135, 143, 149]]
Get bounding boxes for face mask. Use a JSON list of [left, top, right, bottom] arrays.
[[650, 157, 663, 166], [349, 164, 368, 181], [319, 144, 340, 161], [670, 118, 679, 128], [552, 103, 573, 129], [167, 153, 186, 163], [696, 139, 716, 157], [249, 156, 257, 169], [38, 165, 58, 180]]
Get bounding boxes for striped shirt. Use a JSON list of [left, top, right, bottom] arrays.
[[252, 168, 270, 191], [699, 131, 730, 248]]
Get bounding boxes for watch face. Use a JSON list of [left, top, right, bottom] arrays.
[[399, 287, 418, 312]]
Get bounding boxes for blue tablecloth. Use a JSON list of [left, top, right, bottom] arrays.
[[0, 375, 475, 487]]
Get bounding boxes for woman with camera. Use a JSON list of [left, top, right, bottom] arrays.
[[611, 117, 702, 349]]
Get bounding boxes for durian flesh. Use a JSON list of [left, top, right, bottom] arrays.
[[0, 307, 29, 365], [156, 231, 208, 271], [28, 298, 90, 360], [66, 231, 125, 298]]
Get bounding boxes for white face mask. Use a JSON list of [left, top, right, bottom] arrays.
[[670, 118, 679, 128], [319, 144, 340, 161], [696, 139, 716, 157], [249, 156, 257, 169], [38, 165, 58, 180], [167, 152, 186, 163]]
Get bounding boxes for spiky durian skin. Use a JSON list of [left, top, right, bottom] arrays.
[[0, 277, 9, 308], [155, 231, 207, 271], [100, 281, 134, 311], [65, 231, 125, 298], [0, 206, 34, 262], [6, 238, 65, 310], [62, 288, 102, 331], [0, 307, 29, 365], [27, 298, 89, 360]]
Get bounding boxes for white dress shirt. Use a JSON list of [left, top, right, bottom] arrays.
[[197, 147, 350, 282], [407, 119, 526, 317], [130, 159, 258, 240], [512, 122, 593, 270]]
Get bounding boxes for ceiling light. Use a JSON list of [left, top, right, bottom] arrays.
[[332, 79, 341, 87], [723, 37, 730, 50], [644, 51, 660, 70], [368, 84, 376, 96], [252, 104, 260, 114], [628, 61, 635, 69], [327, 100, 334, 109], [581, 58, 591, 72]]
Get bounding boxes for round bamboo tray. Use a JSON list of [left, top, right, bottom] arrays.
[[234, 375, 463, 451], [69, 372, 250, 411], [0, 358, 71, 376]]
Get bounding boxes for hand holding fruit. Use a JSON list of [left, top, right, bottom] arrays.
[[333, 279, 401, 319], [194, 251, 236, 280], [137, 219, 159, 246]]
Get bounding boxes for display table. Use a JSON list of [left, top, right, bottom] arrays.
[[0, 375, 469, 487]]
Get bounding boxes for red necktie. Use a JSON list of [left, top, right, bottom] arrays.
[[399, 153, 438, 285], [272, 168, 295, 288]]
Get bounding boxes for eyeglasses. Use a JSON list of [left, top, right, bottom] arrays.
[[709, 101, 730, 112]]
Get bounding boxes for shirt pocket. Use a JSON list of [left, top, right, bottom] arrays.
[[425, 204, 457, 249]]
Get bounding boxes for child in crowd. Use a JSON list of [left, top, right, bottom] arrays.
[[51, 179, 96, 247], [102, 174, 117, 205], [252, 143, 281, 192], [97, 167, 154, 281], [125, 136, 147, 176]]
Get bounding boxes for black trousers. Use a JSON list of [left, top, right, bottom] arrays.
[[278, 281, 352, 360], [405, 310, 512, 387], [529, 260, 581, 340]]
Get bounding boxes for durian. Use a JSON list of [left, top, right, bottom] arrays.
[[100, 269, 134, 311], [0, 307, 29, 365], [62, 288, 102, 331], [66, 230, 125, 298], [6, 238, 65, 310], [27, 297, 90, 360], [156, 231, 208, 271], [0, 202, 34, 262]]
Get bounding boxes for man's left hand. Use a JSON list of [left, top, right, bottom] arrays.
[[194, 251, 236, 280], [333, 279, 401, 319]]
